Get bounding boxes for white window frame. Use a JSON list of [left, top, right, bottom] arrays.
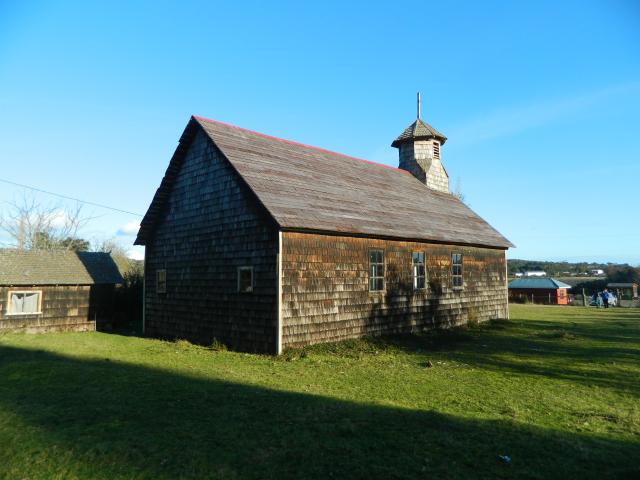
[[369, 249, 385, 292], [156, 269, 167, 294], [412, 251, 426, 290], [7, 290, 43, 315], [237, 266, 254, 293], [452, 252, 463, 289]]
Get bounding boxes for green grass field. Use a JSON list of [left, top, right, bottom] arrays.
[[0, 305, 638, 479]]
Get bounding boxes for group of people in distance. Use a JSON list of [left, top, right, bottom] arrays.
[[591, 288, 613, 308]]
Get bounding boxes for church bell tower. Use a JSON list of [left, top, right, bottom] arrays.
[[392, 93, 449, 193]]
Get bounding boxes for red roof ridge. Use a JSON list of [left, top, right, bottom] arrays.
[[193, 115, 409, 174]]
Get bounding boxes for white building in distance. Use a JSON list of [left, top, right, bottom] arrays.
[[525, 271, 547, 277]]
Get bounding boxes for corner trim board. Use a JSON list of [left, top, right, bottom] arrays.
[[277, 230, 283, 354], [505, 249, 510, 320], [142, 253, 146, 334]]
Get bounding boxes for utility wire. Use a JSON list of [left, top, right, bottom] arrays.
[[0, 177, 144, 217]]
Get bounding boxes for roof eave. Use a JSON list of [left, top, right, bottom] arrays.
[[391, 134, 448, 149], [280, 226, 512, 250]]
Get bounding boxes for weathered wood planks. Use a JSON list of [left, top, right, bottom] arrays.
[[143, 130, 279, 352], [281, 232, 508, 349]]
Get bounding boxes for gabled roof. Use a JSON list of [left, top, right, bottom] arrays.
[[509, 278, 572, 289], [0, 250, 124, 286], [136, 116, 512, 249], [391, 118, 447, 148]]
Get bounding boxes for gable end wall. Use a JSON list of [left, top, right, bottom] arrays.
[[144, 129, 279, 352]]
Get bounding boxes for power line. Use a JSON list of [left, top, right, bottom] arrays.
[[0, 177, 144, 217]]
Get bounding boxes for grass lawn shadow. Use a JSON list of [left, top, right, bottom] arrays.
[[337, 306, 640, 396], [0, 342, 638, 480]]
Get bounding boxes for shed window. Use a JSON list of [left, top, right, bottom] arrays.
[[156, 269, 167, 294], [369, 250, 385, 291], [238, 266, 254, 293], [8, 291, 41, 315], [433, 142, 440, 159], [452, 253, 463, 288], [412, 252, 426, 290]]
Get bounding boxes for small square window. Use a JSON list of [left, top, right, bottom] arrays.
[[451, 253, 463, 289], [238, 266, 253, 293], [369, 250, 385, 291], [8, 291, 41, 315], [156, 269, 167, 294], [412, 252, 426, 290]]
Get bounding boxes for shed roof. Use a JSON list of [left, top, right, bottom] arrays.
[[0, 250, 124, 286], [136, 116, 512, 249], [607, 283, 637, 288], [509, 278, 572, 290], [391, 118, 447, 147]]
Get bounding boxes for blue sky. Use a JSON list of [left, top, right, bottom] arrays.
[[1, 0, 639, 263]]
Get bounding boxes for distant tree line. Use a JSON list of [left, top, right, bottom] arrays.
[[571, 265, 640, 295], [0, 194, 132, 257], [509, 259, 639, 295], [507, 259, 630, 277]]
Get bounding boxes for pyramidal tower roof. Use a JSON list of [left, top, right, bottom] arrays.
[[391, 118, 447, 148]]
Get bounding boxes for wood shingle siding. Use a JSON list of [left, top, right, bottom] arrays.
[[137, 114, 510, 353], [281, 232, 507, 348], [143, 129, 279, 352]]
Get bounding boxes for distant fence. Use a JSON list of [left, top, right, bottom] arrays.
[[621, 299, 640, 308], [568, 294, 638, 308], [571, 294, 588, 306]]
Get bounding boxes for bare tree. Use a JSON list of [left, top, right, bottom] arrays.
[[0, 194, 92, 250], [93, 238, 129, 259], [452, 177, 467, 205], [93, 238, 142, 281]]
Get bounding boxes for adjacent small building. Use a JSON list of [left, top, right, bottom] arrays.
[[509, 277, 572, 304], [0, 249, 124, 333]]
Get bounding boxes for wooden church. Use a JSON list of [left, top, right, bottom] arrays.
[[136, 100, 512, 353]]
